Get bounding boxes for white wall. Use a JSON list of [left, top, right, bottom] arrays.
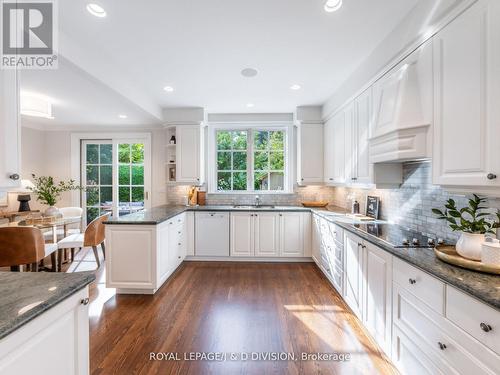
[[15, 126, 167, 211]]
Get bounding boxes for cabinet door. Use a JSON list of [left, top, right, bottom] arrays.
[[354, 89, 372, 184], [195, 212, 230, 256], [230, 212, 254, 257], [279, 212, 304, 257], [158, 222, 170, 282], [344, 232, 364, 319], [323, 119, 335, 183], [311, 215, 322, 263], [0, 69, 20, 190], [254, 213, 280, 257], [332, 110, 346, 184], [167, 220, 180, 272], [298, 123, 324, 184], [176, 125, 202, 184], [433, 0, 500, 187], [363, 242, 392, 355]]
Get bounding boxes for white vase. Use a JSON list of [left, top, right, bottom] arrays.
[[455, 232, 485, 261], [44, 206, 60, 217]]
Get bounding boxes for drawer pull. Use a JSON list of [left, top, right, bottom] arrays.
[[487, 173, 497, 180], [480, 322, 492, 332], [178, 231, 181, 234], [178, 243, 181, 246], [438, 342, 447, 350], [408, 278, 417, 285], [80, 298, 90, 305]]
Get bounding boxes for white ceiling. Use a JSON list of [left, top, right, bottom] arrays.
[[21, 0, 419, 126]]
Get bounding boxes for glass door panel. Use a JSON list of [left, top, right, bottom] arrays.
[[117, 142, 146, 216], [82, 141, 113, 224]]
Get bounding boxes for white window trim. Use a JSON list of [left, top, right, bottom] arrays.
[[207, 123, 294, 194]]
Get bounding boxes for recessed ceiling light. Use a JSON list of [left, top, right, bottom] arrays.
[[324, 0, 342, 13], [118, 114, 127, 119], [246, 103, 255, 108], [163, 86, 174, 92], [290, 84, 301, 90], [86, 3, 107, 18], [241, 68, 258, 78]]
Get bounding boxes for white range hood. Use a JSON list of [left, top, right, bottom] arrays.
[[369, 41, 433, 163]]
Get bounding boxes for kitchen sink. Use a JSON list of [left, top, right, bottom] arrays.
[[233, 205, 275, 209]]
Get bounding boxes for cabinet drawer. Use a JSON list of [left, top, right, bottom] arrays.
[[330, 223, 344, 244], [393, 325, 447, 375], [333, 242, 343, 266], [393, 257, 445, 314], [331, 264, 343, 294], [394, 284, 493, 375], [446, 286, 500, 356]]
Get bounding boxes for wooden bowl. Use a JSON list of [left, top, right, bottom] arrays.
[[301, 201, 329, 208], [434, 245, 500, 275]]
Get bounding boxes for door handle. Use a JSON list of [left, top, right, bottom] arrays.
[[145, 191, 149, 200]]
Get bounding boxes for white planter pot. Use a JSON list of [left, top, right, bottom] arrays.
[[455, 232, 485, 261], [44, 206, 60, 217]]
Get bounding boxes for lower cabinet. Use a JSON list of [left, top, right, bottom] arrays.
[[230, 212, 309, 258], [0, 288, 90, 375], [344, 232, 364, 319], [106, 213, 187, 294]]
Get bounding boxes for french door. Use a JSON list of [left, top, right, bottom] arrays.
[[81, 138, 151, 224]]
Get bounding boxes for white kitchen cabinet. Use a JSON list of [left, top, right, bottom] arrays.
[[344, 232, 364, 319], [279, 212, 304, 257], [333, 107, 348, 184], [230, 212, 255, 257], [311, 215, 322, 263], [106, 213, 187, 294], [0, 288, 90, 375], [176, 125, 204, 184], [433, 0, 500, 190], [363, 241, 392, 355], [0, 69, 20, 191], [352, 89, 372, 184], [195, 212, 230, 256], [297, 123, 324, 185], [254, 212, 280, 257], [323, 118, 335, 183]]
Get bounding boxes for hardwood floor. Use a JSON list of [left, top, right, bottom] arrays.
[[89, 262, 397, 375]]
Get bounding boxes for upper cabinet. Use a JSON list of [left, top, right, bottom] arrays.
[[0, 69, 20, 191], [323, 117, 335, 183], [176, 125, 205, 185], [370, 40, 433, 163], [297, 123, 324, 185], [432, 0, 500, 191], [350, 89, 372, 184]]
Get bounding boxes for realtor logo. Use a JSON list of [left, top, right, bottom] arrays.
[[1, 0, 58, 69]]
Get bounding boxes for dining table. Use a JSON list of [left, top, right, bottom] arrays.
[[3, 217, 82, 244]]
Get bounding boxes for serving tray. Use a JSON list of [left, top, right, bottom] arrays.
[[301, 201, 329, 208], [434, 245, 500, 275]]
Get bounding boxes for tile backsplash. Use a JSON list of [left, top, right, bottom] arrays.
[[166, 161, 500, 243], [332, 161, 500, 242], [166, 185, 337, 206]]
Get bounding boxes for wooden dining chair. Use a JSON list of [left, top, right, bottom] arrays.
[[57, 212, 111, 270], [0, 227, 58, 271]]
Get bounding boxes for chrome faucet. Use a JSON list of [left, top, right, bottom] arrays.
[[255, 195, 261, 207]]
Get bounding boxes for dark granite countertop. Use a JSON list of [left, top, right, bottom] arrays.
[[105, 204, 311, 225], [0, 272, 95, 340], [312, 210, 500, 311], [104, 204, 499, 310]]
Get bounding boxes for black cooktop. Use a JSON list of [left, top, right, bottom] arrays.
[[353, 223, 445, 248]]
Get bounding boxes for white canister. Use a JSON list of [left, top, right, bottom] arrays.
[[481, 237, 500, 266]]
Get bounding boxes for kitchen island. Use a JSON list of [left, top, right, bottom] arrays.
[[0, 271, 95, 374]]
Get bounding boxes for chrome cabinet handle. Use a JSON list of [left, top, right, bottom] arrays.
[[408, 278, 416, 285], [438, 342, 447, 350], [80, 298, 90, 305], [487, 173, 497, 180], [9, 173, 20, 181], [480, 322, 492, 332]]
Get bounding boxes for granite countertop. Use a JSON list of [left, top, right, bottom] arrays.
[[105, 204, 499, 310], [312, 210, 500, 311], [105, 204, 311, 225], [0, 272, 95, 340]]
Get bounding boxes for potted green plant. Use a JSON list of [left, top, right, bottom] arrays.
[[29, 174, 84, 217], [432, 194, 500, 260]]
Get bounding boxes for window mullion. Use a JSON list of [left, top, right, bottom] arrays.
[[248, 129, 253, 192]]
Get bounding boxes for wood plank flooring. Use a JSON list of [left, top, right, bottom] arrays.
[[89, 262, 397, 375]]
